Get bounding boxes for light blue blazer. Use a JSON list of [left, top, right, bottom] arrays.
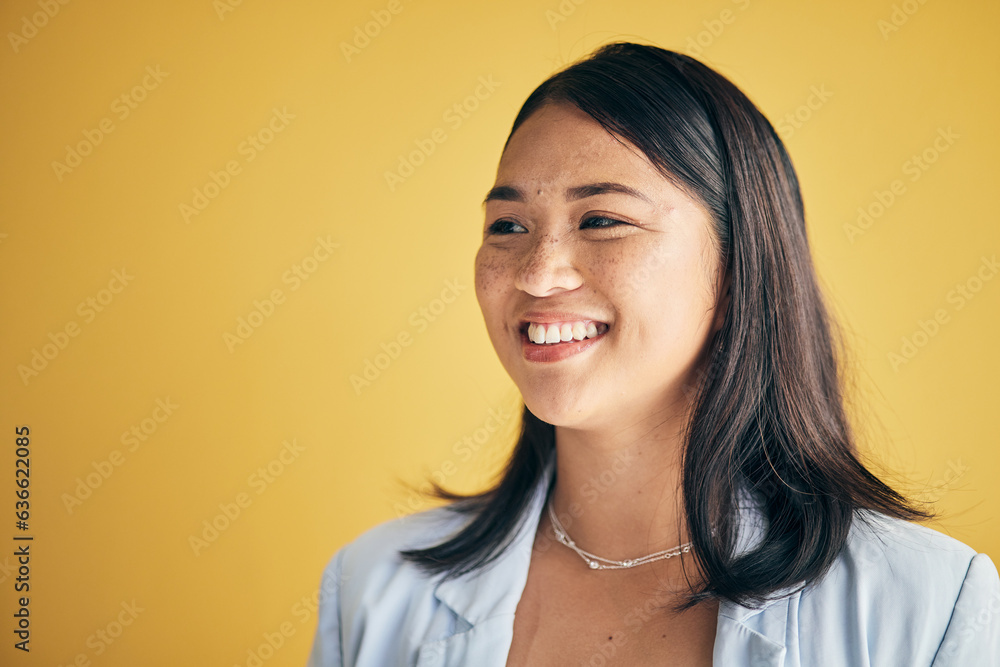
[[307, 457, 1000, 666]]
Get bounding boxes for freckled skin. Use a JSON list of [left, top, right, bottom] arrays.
[[474, 102, 730, 432]]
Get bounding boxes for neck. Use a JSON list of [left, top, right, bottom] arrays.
[[547, 397, 693, 563]]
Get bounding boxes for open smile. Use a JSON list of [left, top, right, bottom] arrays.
[[518, 320, 610, 363]]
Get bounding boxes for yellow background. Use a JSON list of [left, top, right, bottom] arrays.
[[1, 0, 997, 664]]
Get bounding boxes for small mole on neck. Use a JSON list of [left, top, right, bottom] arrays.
[[537, 189, 542, 195]]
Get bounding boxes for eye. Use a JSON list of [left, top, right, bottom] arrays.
[[486, 219, 527, 235], [581, 216, 628, 229]]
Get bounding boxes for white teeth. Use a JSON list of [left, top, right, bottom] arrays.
[[526, 320, 608, 345]]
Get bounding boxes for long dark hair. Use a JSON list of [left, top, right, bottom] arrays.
[[399, 41, 931, 609]]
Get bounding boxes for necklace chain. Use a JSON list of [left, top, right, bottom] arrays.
[[546, 497, 692, 570]]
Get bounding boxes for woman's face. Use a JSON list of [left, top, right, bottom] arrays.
[[475, 102, 728, 431]]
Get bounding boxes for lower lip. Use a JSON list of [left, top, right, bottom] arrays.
[[520, 328, 607, 362]]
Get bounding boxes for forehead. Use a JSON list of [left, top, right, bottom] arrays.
[[496, 102, 667, 188]]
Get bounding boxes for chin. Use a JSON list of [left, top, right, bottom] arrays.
[[520, 391, 593, 429]]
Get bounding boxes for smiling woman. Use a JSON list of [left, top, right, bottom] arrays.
[[307, 42, 1000, 666]]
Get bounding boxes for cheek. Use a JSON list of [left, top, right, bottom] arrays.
[[577, 242, 636, 295], [622, 246, 710, 339], [641, 255, 712, 336], [474, 248, 509, 318], [601, 241, 673, 307]]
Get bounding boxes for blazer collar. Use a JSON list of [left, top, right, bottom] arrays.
[[432, 456, 554, 621], [421, 455, 794, 667]]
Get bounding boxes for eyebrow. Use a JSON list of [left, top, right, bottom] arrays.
[[481, 182, 653, 207]]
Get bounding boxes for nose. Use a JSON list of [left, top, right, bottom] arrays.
[[513, 231, 584, 297]]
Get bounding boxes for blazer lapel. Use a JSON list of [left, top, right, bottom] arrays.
[[713, 597, 790, 666], [416, 457, 792, 667], [417, 457, 555, 667]]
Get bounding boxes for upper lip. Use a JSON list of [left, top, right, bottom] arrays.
[[517, 311, 609, 331]]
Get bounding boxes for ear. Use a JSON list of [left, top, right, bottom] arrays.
[[712, 269, 731, 334]]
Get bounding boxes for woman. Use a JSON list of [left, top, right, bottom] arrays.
[[308, 42, 1000, 666]]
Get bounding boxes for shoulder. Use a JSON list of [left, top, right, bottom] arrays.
[[794, 511, 1000, 665], [308, 504, 475, 666], [841, 511, 979, 586], [828, 512, 992, 612], [325, 503, 472, 597]]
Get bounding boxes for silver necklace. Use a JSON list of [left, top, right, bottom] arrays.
[[546, 497, 692, 570]]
